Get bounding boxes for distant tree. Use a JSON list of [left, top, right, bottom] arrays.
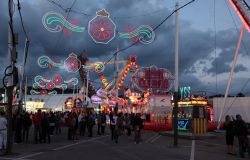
[[237, 92, 245, 97]]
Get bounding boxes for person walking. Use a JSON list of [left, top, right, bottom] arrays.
[[234, 114, 250, 158], [0, 111, 7, 151], [223, 115, 236, 155], [48, 112, 56, 136], [41, 112, 50, 144], [114, 113, 124, 143], [101, 112, 106, 135], [14, 113, 23, 143], [65, 112, 74, 140], [55, 113, 62, 135], [110, 112, 117, 141], [134, 113, 143, 144], [33, 109, 42, 144], [87, 112, 95, 137], [97, 112, 102, 135], [22, 112, 32, 143], [124, 113, 131, 136], [79, 112, 87, 136], [72, 112, 79, 140]]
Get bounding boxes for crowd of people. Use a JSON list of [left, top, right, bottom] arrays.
[[223, 114, 250, 158], [0, 109, 144, 151]]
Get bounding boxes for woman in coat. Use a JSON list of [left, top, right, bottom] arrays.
[[223, 115, 235, 155]]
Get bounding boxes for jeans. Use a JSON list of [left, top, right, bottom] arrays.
[[0, 130, 7, 149]]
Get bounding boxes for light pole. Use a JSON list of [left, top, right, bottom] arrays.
[[173, 2, 179, 147]]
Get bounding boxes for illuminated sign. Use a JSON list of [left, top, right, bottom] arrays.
[[179, 86, 191, 101], [178, 119, 189, 131]]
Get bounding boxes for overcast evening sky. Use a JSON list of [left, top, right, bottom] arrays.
[[0, 0, 250, 96]]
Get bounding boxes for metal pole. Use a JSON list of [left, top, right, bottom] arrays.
[[173, 2, 179, 147], [24, 76, 27, 111], [6, 0, 17, 154], [217, 24, 245, 129], [86, 71, 89, 101], [114, 48, 119, 113], [18, 38, 29, 113]]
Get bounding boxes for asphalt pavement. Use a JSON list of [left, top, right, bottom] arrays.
[[0, 126, 248, 160]]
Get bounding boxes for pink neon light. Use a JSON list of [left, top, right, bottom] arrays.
[[229, 0, 250, 33]]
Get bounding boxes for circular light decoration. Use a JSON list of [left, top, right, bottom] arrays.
[[46, 81, 55, 90], [38, 56, 64, 69], [42, 11, 85, 33], [64, 53, 81, 73], [95, 62, 105, 73], [52, 74, 63, 86], [88, 9, 116, 44], [119, 25, 155, 44]]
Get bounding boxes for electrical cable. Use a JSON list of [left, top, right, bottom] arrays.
[[17, 0, 29, 40], [103, 0, 195, 65], [213, 0, 219, 121]]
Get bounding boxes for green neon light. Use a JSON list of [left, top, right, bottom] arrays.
[[46, 16, 85, 32]]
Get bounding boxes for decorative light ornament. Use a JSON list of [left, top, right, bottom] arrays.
[[64, 78, 79, 86], [82, 62, 105, 73], [64, 53, 81, 73], [30, 89, 57, 95], [46, 82, 55, 90], [52, 74, 63, 86], [62, 18, 80, 35], [119, 25, 155, 44], [38, 56, 64, 68], [42, 11, 85, 33], [88, 9, 116, 44]]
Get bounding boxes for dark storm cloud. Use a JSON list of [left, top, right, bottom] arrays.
[[1, 0, 249, 94]]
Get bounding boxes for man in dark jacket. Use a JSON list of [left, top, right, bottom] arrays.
[[234, 114, 250, 158], [22, 112, 32, 142], [134, 113, 143, 144]]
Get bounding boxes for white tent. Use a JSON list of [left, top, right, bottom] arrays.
[[213, 97, 250, 123]]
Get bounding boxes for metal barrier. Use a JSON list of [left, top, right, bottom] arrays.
[[193, 118, 207, 135]]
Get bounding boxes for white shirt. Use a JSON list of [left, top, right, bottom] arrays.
[[111, 116, 117, 125], [0, 116, 7, 130]]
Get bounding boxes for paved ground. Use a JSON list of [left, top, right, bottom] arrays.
[[0, 126, 248, 160]]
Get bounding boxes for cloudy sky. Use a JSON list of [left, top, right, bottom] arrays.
[[0, 0, 250, 96]]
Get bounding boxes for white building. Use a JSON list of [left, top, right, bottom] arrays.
[[25, 94, 92, 112], [212, 97, 250, 123]]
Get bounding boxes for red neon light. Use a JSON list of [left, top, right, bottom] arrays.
[[229, 0, 250, 33]]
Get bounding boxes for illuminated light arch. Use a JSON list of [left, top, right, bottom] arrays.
[[42, 11, 85, 33], [229, 0, 250, 33], [64, 53, 82, 73], [88, 9, 116, 44], [119, 25, 155, 44], [118, 55, 140, 90], [38, 56, 64, 69]]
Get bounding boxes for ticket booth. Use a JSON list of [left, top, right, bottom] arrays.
[[177, 100, 208, 134]]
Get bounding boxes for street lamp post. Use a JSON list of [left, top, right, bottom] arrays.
[[173, 2, 179, 147]]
